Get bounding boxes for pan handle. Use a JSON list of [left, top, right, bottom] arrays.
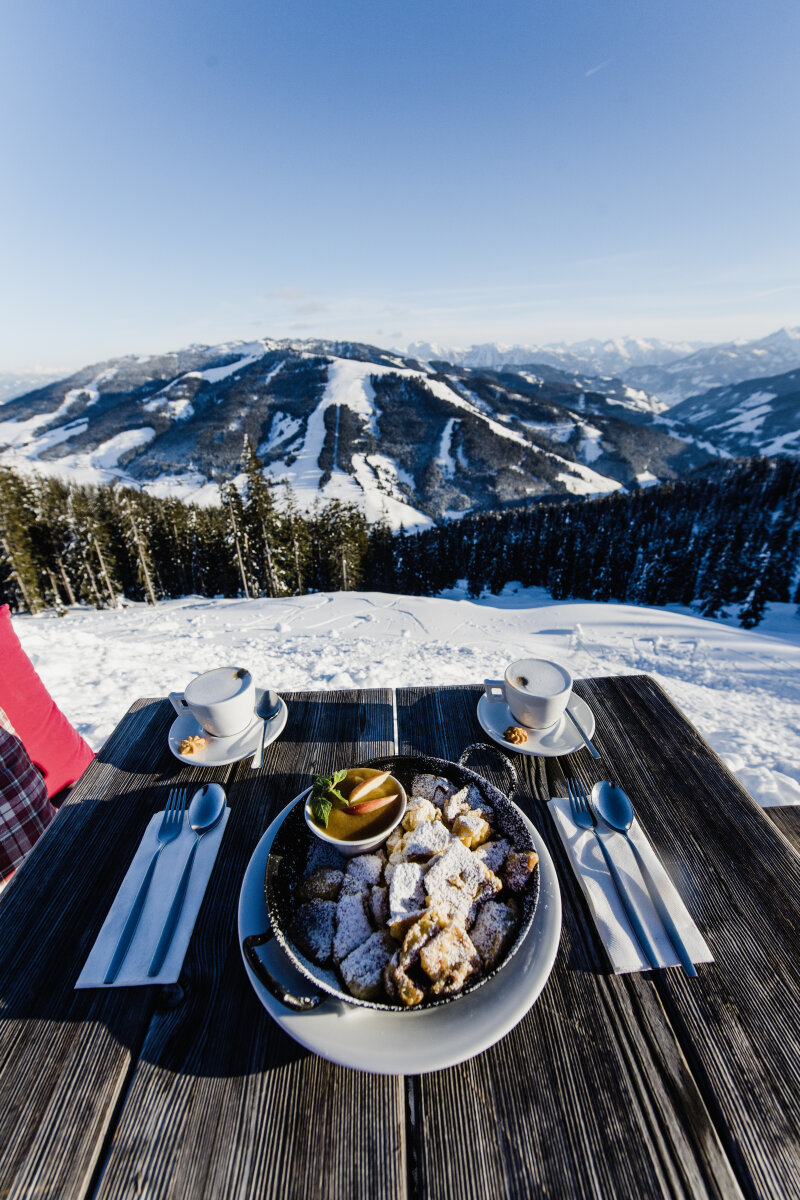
[[242, 929, 324, 1012], [458, 742, 518, 796]]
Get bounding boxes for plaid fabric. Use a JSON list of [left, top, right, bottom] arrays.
[[0, 724, 56, 888]]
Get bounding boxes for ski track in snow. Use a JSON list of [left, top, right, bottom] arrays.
[[11, 587, 800, 809]]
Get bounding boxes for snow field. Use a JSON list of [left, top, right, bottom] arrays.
[[11, 587, 800, 809]]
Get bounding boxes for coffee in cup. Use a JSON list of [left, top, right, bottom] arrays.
[[169, 667, 256, 738], [484, 657, 572, 729]]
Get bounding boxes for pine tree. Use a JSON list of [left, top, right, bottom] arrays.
[[222, 480, 251, 598], [0, 469, 45, 611], [283, 483, 311, 595], [122, 491, 158, 604], [241, 436, 282, 597]]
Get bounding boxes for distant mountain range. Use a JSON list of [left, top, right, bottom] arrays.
[[407, 336, 705, 378], [407, 327, 800, 406], [0, 370, 64, 405], [0, 338, 712, 529]]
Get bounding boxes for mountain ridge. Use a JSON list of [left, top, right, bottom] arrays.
[[406, 326, 800, 405], [0, 337, 712, 528]]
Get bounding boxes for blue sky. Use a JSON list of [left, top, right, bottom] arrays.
[[2, 0, 798, 370]]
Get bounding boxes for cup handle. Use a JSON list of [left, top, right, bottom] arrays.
[[484, 680, 506, 704], [168, 691, 188, 716]]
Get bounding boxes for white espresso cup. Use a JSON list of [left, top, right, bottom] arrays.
[[169, 666, 256, 738], [484, 657, 573, 729]]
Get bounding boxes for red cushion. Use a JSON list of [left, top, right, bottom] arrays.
[[0, 605, 95, 799]]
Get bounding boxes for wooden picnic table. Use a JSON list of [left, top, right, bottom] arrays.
[[0, 675, 799, 1200]]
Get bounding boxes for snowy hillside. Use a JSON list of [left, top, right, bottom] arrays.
[[0, 338, 708, 526], [666, 368, 800, 458], [11, 587, 800, 809]]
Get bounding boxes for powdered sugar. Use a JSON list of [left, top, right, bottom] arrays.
[[389, 861, 426, 924], [345, 852, 385, 886], [333, 890, 373, 962], [402, 819, 452, 860]]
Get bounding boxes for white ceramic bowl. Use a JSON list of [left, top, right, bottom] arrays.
[[303, 772, 407, 859]]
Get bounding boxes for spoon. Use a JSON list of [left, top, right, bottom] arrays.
[[148, 783, 227, 976], [251, 690, 282, 769], [592, 781, 697, 977]]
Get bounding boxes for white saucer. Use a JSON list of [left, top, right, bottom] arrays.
[[477, 693, 596, 757], [168, 689, 288, 766], [238, 795, 561, 1075]]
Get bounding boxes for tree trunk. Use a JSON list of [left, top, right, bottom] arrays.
[[0, 535, 38, 613], [56, 555, 77, 606], [128, 510, 157, 605], [81, 549, 104, 608], [261, 521, 279, 597], [227, 498, 251, 599], [292, 535, 303, 595], [46, 568, 65, 610], [92, 535, 118, 607]]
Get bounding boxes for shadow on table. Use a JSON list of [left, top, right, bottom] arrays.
[[0, 700, 318, 1078]]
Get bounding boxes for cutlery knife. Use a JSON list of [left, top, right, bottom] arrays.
[[565, 705, 600, 759]]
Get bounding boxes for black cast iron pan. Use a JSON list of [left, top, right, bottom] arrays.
[[243, 745, 539, 1012]]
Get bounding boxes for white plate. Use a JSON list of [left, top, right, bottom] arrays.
[[477, 692, 596, 757], [238, 796, 561, 1075], [168, 690, 288, 766]]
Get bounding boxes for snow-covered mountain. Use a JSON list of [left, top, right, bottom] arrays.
[[624, 327, 800, 405], [666, 367, 800, 458], [407, 337, 703, 377], [409, 328, 800, 407], [0, 337, 710, 527]]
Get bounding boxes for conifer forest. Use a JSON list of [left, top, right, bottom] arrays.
[[1, 450, 798, 630]]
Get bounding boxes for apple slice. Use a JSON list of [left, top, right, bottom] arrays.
[[349, 792, 399, 815], [347, 771, 392, 806]]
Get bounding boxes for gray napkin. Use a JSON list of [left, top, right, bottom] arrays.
[[76, 807, 229, 988]]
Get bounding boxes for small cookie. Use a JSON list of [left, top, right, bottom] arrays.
[[503, 726, 527, 745], [178, 735, 206, 755]]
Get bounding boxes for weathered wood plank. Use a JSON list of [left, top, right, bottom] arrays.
[[0, 698, 232, 1200], [93, 689, 406, 1200], [763, 805, 800, 855], [560, 675, 800, 1200], [397, 683, 746, 1200]]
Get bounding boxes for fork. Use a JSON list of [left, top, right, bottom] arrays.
[[565, 776, 660, 970], [104, 787, 186, 984]]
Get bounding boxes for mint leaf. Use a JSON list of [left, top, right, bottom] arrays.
[[310, 768, 351, 827], [313, 769, 347, 805], [310, 792, 333, 828]]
